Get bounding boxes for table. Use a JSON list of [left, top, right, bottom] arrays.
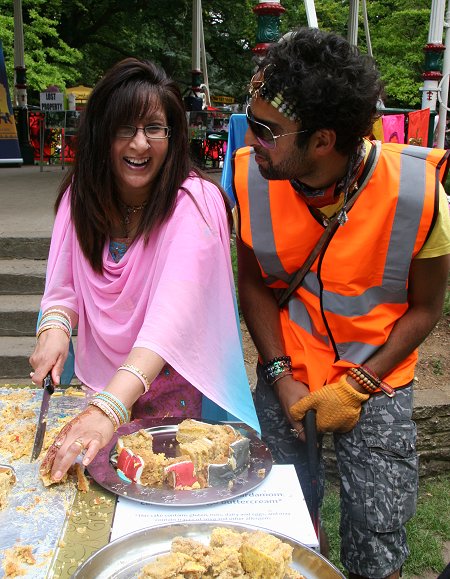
[[0, 387, 318, 578]]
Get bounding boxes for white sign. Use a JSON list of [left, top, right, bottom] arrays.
[[110, 464, 319, 548], [40, 92, 64, 112]]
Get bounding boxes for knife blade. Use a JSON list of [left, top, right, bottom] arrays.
[[31, 374, 55, 462]]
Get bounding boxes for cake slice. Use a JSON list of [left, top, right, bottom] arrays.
[[138, 551, 206, 578], [240, 530, 293, 579]]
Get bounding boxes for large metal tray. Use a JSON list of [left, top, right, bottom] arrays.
[[72, 521, 345, 579], [87, 417, 272, 507]]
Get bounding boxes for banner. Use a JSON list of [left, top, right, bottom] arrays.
[[0, 40, 22, 164], [382, 114, 405, 144], [407, 109, 430, 147]]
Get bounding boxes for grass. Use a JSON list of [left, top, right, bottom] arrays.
[[321, 475, 450, 578]]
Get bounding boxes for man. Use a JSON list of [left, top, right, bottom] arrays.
[[233, 27, 450, 579]]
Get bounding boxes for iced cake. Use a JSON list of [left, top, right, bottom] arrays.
[[115, 419, 250, 489]]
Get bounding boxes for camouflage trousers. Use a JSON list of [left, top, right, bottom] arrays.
[[254, 368, 417, 578]]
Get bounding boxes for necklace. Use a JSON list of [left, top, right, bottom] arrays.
[[119, 200, 148, 238]]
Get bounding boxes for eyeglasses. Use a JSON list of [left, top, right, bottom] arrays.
[[245, 104, 309, 150], [116, 125, 171, 139]]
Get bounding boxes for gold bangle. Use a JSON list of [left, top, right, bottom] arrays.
[[118, 364, 150, 394], [36, 323, 71, 341]]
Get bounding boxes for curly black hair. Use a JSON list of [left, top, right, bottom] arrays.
[[258, 27, 384, 154]]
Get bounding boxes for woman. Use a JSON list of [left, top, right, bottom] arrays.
[[30, 58, 259, 482]]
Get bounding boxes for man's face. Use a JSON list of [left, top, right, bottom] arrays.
[[244, 97, 314, 182]]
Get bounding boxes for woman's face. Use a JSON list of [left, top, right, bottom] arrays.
[[111, 103, 170, 201]]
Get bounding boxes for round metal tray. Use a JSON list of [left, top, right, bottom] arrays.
[[72, 521, 345, 579], [87, 417, 272, 507]]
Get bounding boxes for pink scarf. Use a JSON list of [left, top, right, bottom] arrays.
[[41, 175, 259, 432]]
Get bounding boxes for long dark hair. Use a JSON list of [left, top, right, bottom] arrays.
[[56, 58, 227, 272]]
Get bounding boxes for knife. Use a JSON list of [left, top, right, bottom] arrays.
[[31, 373, 55, 462]]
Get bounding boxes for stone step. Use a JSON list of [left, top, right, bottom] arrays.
[[0, 336, 38, 379], [0, 335, 77, 380], [0, 295, 42, 336], [1, 237, 50, 260], [0, 259, 47, 295]]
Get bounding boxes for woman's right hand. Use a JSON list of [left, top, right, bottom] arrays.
[[40, 405, 115, 482], [29, 328, 70, 386]]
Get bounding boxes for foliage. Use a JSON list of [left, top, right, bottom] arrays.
[[0, 0, 441, 110], [322, 475, 450, 577], [0, 0, 82, 104]]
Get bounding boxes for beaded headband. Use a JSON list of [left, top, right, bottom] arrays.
[[248, 64, 298, 121]]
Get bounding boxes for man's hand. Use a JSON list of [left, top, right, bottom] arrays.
[[289, 375, 369, 433], [274, 374, 310, 440]]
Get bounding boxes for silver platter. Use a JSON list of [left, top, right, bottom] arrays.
[[87, 417, 272, 507], [72, 521, 345, 579]]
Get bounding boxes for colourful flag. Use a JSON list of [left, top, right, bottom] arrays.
[[407, 109, 430, 147], [0, 40, 22, 164], [382, 114, 405, 144]]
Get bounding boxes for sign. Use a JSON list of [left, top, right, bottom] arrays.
[[0, 40, 22, 164], [211, 95, 235, 104], [110, 464, 319, 548], [40, 92, 64, 112]]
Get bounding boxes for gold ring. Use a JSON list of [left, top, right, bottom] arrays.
[[73, 438, 85, 450], [53, 440, 63, 448]]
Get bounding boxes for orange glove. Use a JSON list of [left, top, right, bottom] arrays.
[[289, 375, 369, 433]]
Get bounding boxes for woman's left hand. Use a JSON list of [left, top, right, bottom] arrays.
[[40, 406, 115, 482]]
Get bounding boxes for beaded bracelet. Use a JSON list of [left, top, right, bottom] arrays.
[[347, 366, 395, 398], [89, 398, 120, 431], [347, 367, 377, 395], [118, 364, 151, 394], [262, 356, 292, 386], [360, 365, 395, 397], [95, 392, 130, 424]]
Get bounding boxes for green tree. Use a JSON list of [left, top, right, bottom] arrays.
[[0, 0, 82, 104]]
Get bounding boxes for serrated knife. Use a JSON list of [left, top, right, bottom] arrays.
[[31, 373, 55, 462]]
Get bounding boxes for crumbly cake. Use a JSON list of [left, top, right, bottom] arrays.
[[0, 468, 16, 510], [115, 420, 250, 490], [240, 530, 293, 579], [2, 545, 36, 577], [138, 528, 304, 579]]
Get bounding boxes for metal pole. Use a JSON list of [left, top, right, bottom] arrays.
[[348, 0, 359, 46], [303, 0, 318, 28], [200, 8, 210, 107], [13, 0, 34, 163], [361, 0, 372, 57], [421, 0, 446, 112], [437, 0, 450, 148]]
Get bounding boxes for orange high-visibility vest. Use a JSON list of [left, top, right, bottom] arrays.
[[234, 142, 449, 391]]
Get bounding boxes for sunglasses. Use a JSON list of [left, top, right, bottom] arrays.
[[245, 104, 310, 150]]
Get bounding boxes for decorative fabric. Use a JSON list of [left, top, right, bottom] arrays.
[[382, 114, 405, 144], [407, 109, 430, 146], [371, 117, 384, 142], [109, 239, 130, 263], [41, 175, 260, 433]]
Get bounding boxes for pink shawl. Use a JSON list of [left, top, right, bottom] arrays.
[[41, 175, 259, 432]]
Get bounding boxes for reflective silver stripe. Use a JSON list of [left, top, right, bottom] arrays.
[[248, 152, 291, 283], [245, 144, 437, 362], [335, 341, 379, 364], [289, 298, 330, 345], [322, 145, 427, 317]]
